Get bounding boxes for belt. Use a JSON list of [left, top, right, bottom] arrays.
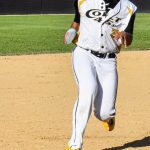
[[91, 50, 116, 59], [79, 46, 116, 59]]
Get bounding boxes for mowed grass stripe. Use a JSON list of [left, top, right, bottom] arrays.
[[0, 15, 74, 55], [0, 14, 149, 55], [129, 13, 150, 50]]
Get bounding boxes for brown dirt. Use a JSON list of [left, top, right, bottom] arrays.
[[0, 51, 150, 150]]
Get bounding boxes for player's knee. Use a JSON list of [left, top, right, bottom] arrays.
[[77, 102, 91, 115], [79, 84, 98, 99], [77, 86, 97, 114]]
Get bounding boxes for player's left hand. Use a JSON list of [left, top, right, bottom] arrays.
[[114, 31, 133, 48]]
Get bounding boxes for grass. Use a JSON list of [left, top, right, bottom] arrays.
[[129, 13, 150, 50], [0, 15, 74, 55], [0, 14, 149, 55]]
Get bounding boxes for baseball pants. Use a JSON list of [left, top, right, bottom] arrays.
[[68, 46, 118, 149]]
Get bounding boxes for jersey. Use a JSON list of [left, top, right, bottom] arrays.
[[73, 0, 137, 53]]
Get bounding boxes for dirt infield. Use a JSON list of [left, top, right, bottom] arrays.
[[0, 51, 150, 150]]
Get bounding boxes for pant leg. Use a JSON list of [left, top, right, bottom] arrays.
[[68, 47, 98, 149], [94, 57, 118, 121], [93, 80, 103, 120]]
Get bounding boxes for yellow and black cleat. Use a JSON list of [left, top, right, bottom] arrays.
[[102, 117, 115, 131]]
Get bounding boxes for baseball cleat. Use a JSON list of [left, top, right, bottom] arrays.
[[66, 145, 80, 150], [102, 117, 115, 131]]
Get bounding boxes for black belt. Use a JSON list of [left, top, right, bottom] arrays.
[[79, 46, 116, 59], [91, 50, 116, 59]]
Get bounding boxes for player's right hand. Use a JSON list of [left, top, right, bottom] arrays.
[[64, 28, 77, 44]]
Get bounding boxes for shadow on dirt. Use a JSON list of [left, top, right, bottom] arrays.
[[103, 136, 150, 150]]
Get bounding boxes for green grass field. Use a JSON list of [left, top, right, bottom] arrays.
[[0, 14, 149, 55]]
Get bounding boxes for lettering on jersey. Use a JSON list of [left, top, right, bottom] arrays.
[[86, 9, 122, 26], [86, 0, 108, 22], [106, 17, 122, 27], [85, 0, 121, 26], [86, 9, 107, 22]]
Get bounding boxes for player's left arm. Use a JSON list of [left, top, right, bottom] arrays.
[[115, 13, 136, 47], [123, 13, 136, 47]]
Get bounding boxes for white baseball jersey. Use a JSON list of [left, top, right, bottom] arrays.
[[76, 0, 137, 53]]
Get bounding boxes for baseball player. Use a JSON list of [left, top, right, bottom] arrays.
[[64, 0, 137, 150]]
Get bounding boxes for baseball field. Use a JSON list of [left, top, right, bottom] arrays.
[[0, 14, 150, 150]]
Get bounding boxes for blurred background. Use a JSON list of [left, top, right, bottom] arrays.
[[0, 0, 150, 14]]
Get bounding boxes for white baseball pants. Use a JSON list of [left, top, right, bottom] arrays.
[[68, 46, 118, 149]]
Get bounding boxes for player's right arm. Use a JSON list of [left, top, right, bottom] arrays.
[[71, 0, 80, 30], [64, 0, 80, 44]]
